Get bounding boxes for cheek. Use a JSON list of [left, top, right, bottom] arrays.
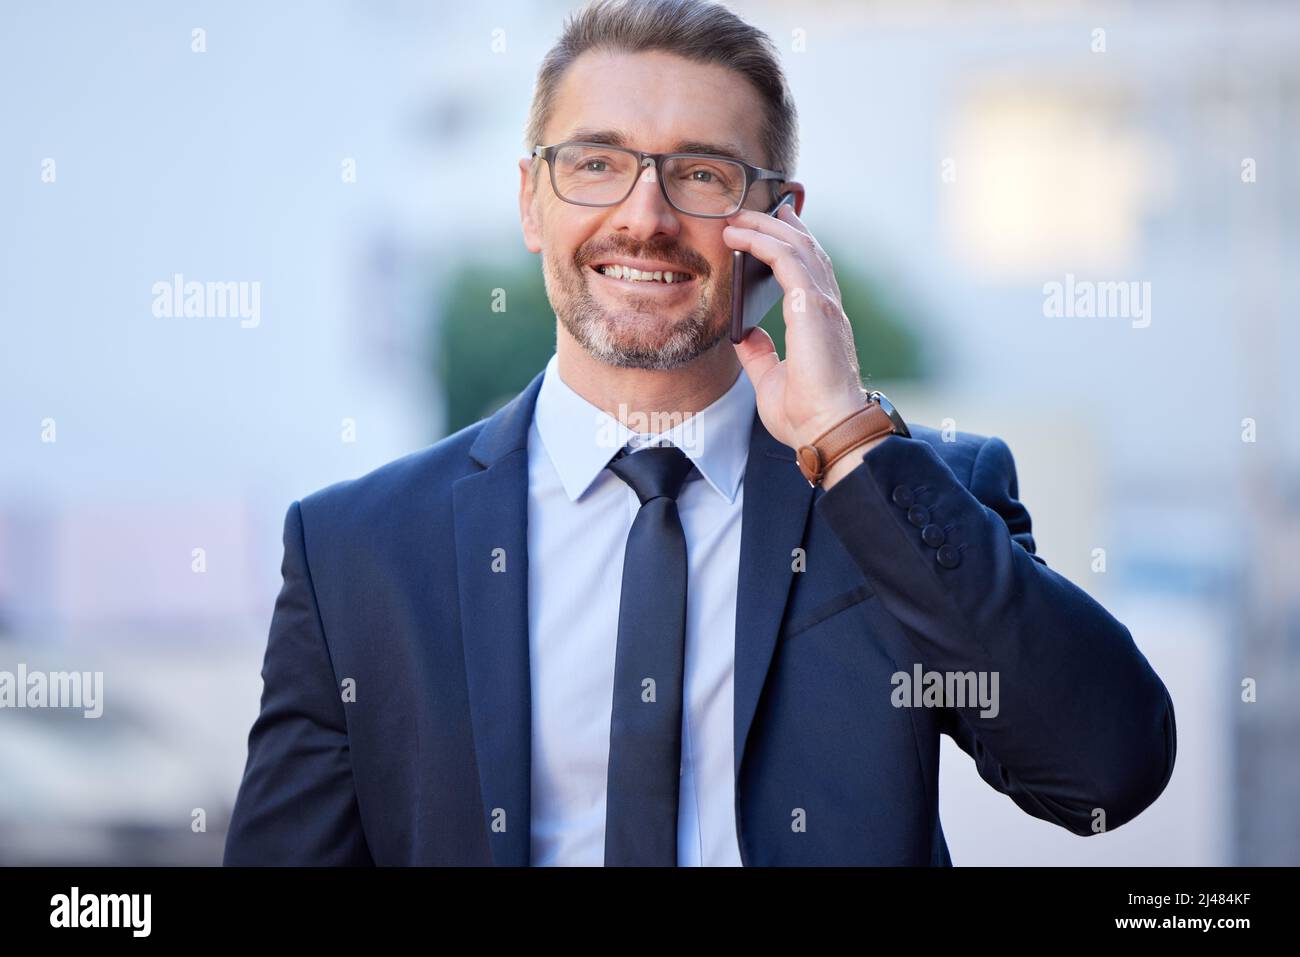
[[535, 200, 573, 245], [555, 216, 606, 267], [690, 233, 731, 282], [706, 248, 735, 288]]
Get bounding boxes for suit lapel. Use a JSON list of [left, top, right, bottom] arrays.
[[732, 412, 816, 784], [453, 370, 544, 867]]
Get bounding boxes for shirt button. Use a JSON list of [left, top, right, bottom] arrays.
[[921, 523, 945, 548], [891, 485, 914, 508], [936, 544, 961, 568]]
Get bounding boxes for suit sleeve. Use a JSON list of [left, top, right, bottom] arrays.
[[814, 434, 1176, 835], [223, 500, 373, 865]]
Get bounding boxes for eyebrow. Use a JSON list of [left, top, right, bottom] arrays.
[[563, 127, 750, 163]]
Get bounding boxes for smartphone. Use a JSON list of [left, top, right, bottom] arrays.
[[729, 191, 797, 344]]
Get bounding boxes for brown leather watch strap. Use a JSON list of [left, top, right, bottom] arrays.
[[796, 398, 898, 486]]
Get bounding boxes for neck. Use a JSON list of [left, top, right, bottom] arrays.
[[556, 324, 743, 428]]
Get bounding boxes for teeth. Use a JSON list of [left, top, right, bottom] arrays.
[[598, 264, 692, 284]]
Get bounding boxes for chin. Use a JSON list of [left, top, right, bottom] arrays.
[[587, 316, 730, 371]]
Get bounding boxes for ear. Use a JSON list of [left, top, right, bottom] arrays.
[[519, 157, 543, 254], [781, 181, 807, 216]]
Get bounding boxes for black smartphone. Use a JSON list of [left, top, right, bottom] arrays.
[[729, 191, 797, 344]]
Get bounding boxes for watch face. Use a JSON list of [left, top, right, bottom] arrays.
[[869, 391, 910, 438]]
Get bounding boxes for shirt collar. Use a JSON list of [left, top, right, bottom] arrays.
[[533, 351, 755, 504]]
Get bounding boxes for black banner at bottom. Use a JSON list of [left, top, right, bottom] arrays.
[[0, 866, 1283, 942]]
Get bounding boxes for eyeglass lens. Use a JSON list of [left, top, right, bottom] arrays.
[[550, 143, 746, 216]]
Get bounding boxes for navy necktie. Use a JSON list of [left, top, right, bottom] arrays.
[[603, 443, 696, 866]]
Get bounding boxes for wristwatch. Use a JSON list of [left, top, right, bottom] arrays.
[[795, 390, 910, 487]]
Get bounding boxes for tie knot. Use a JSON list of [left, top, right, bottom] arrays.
[[607, 444, 696, 504]]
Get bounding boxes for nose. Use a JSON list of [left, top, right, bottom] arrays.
[[606, 160, 681, 240]]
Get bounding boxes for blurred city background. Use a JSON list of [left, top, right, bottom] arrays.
[[1, 0, 1296, 864]]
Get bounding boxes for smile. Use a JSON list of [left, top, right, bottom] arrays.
[[588, 263, 698, 293]]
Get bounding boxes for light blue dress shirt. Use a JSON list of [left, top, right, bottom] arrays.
[[526, 351, 756, 866]]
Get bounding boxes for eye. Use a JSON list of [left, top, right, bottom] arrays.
[[675, 163, 723, 182], [565, 152, 620, 174], [671, 160, 741, 192]]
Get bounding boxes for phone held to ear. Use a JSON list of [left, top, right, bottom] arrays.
[[729, 191, 797, 345]]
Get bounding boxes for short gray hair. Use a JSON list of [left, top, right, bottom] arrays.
[[524, 0, 799, 202]]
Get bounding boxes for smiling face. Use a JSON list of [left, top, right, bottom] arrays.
[[520, 49, 780, 370]]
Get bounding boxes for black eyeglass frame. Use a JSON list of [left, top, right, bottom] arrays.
[[532, 141, 787, 219]]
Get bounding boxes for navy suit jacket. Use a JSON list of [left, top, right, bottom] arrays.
[[224, 368, 1176, 865]]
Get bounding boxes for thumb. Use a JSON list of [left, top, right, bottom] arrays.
[[733, 325, 780, 386]]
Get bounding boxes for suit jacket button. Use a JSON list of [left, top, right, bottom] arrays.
[[907, 504, 929, 527], [921, 523, 945, 547], [891, 485, 913, 508], [936, 544, 961, 568]]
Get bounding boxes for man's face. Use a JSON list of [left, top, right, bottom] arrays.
[[519, 49, 779, 370]]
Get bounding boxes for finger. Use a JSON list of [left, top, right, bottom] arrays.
[[722, 225, 820, 309], [726, 206, 810, 249], [733, 325, 779, 384], [775, 202, 812, 239], [774, 201, 826, 276], [725, 211, 834, 295], [775, 204, 841, 298]]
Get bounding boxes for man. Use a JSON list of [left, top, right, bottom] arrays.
[[224, 0, 1175, 866]]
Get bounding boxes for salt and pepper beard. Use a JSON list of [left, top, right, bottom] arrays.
[[543, 246, 732, 371]]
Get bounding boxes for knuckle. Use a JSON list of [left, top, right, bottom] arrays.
[[816, 292, 842, 320]]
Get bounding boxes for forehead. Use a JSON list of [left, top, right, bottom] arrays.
[[545, 48, 767, 163]]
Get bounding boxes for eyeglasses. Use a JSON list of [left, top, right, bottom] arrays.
[[532, 141, 785, 219]]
